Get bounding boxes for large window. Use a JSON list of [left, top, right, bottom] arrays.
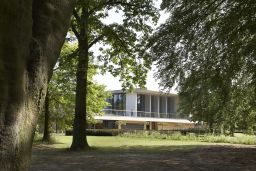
[[167, 97, 175, 113], [112, 93, 126, 110], [151, 95, 158, 113], [137, 94, 145, 111], [159, 96, 166, 113], [105, 97, 113, 109]]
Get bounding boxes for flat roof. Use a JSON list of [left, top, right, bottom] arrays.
[[110, 88, 178, 96], [94, 115, 193, 124]]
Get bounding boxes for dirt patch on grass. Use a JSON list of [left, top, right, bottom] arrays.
[[31, 144, 256, 171]]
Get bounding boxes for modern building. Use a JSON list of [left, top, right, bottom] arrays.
[[94, 89, 194, 130]]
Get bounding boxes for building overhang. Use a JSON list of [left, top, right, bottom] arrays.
[[110, 88, 178, 97], [94, 115, 193, 124]]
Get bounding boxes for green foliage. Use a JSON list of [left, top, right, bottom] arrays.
[[47, 43, 77, 131], [87, 77, 111, 124], [151, 0, 256, 133], [202, 134, 256, 145], [71, 0, 159, 90], [39, 42, 111, 131]]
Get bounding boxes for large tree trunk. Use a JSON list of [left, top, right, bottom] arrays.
[[71, 6, 89, 150], [42, 89, 50, 142], [0, 0, 76, 170]]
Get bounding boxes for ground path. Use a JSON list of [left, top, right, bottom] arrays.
[[30, 136, 256, 171]]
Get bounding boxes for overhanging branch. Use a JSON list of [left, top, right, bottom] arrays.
[[88, 0, 147, 16], [70, 23, 80, 39], [73, 9, 81, 23], [88, 35, 104, 49]]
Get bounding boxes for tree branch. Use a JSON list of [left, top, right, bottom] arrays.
[[109, 28, 132, 56], [88, 35, 104, 49], [88, 0, 147, 16], [71, 9, 82, 39], [70, 23, 80, 39], [73, 9, 81, 23]]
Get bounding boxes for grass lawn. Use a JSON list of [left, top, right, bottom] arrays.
[[47, 135, 212, 149], [31, 135, 256, 171]]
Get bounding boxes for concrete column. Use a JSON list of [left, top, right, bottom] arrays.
[[118, 121, 122, 130], [149, 94, 151, 117], [166, 96, 168, 118], [157, 95, 160, 118]]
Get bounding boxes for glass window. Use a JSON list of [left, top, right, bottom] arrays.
[[167, 97, 175, 113], [151, 95, 158, 113], [113, 93, 126, 110], [159, 96, 166, 113], [137, 94, 145, 111], [105, 97, 113, 109]]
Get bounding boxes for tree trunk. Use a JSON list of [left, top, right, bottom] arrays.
[[229, 124, 235, 136], [71, 6, 89, 150], [42, 89, 50, 142], [0, 1, 76, 170], [207, 113, 214, 134]]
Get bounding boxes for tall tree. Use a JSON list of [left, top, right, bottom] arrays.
[[41, 42, 77, 141], [41, 42, 110, 139], [0, 1, 76, 170], [42, 89, 51, 142], [150, 0, 256, 132], [70, 0, 159, 150]]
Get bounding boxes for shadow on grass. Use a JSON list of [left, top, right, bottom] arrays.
[[33, 139, 256, 154], [33, 138, 66, 145], [31, 142, 256, 171], [90, 144, 205, 153], [32, 143, 214, 157]]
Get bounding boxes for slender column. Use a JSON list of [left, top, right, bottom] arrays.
[[157, 95, 160, 118], [166, 96, 168, 118], [118, 121, 122, 130], [144, 122, 147, 130], [135, 93, 137, 117], [149, 94, 151, 117]]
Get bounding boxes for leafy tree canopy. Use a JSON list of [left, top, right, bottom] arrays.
[[39, 42, 111, 131], [71, 0, 159, 90], [151, 0, 256, 133]]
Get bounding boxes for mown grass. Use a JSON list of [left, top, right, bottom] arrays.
[[32, 135, 256, 171], [34, 131, 256, 151], [36, 135, 212, 149]]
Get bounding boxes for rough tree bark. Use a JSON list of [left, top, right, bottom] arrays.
[[71, 6, 90, 150], [0, 0, 76, 170], [42, 89, 50, 142]]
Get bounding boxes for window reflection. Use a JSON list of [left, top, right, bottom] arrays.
[[150, 95, 156, 113], [137, 94, 145, 111], [109, 93, 126, 110], [167, 97, 175, 114]]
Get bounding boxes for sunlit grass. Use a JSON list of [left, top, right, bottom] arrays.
[[34, 132, 256, 151], [36, 135, 215, 150]]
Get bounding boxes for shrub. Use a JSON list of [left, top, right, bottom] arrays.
[[65, 129, 120, 136], [120, 130, 256, 145]]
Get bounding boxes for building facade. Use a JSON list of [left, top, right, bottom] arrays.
[[94, 89, 194, 130]]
